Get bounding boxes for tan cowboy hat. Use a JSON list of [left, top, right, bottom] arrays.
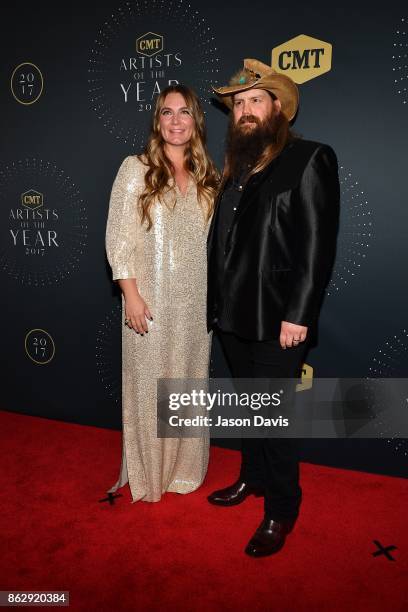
[[212, 58, 299, 121]]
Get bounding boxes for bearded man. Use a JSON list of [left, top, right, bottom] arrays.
[[207, 59, 340, 557]]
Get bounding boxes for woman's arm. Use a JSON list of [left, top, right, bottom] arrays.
[[106, 157, 152, 334]]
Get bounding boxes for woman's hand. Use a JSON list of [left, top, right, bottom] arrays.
[[117, 279, 153, 335], [125, 293, 153, 334]]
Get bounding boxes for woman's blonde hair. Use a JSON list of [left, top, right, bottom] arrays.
[[138, 84, 219, 230]]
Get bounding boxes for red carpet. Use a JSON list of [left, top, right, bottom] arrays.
[[1, 409, 407, 611]]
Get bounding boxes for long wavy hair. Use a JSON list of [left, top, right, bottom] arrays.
[[138, 84, 219, 230]]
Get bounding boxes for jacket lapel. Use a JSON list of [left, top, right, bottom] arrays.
[[233, 164, 275, 223], [228, 141, 295, 236], [208, 143, 293, 258], [224, 158, 279, 255], [207, 189, 223, 255]]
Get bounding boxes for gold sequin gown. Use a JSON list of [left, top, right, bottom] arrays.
[[105, 156, 211, 502]]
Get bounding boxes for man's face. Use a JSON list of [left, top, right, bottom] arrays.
[[232, 88, 280, 132]]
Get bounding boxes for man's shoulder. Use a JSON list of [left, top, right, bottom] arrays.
[[287, 138, 336, 163], [258, 139, 337, 188], [278, 138, 337, 176], [287, 138, 336, 158]]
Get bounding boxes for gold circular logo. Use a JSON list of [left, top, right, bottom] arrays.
[[11, 62, 44, 105], [25, 328, 55, 364]]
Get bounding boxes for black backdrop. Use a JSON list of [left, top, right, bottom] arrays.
[[1, 0, 407, 477]]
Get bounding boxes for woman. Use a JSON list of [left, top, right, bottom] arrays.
[[105, 84, 219, 502]]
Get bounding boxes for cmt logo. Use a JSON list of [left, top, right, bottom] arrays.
[[272, 34, 332, 84], [21, 189, 43, 210], [296, 363, 313, 392], [136, 32, 163, 57]]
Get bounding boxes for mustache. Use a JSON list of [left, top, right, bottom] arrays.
[[237, 114, 261, 126]]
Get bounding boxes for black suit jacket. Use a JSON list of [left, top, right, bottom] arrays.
[[207, 138, 340, 341]]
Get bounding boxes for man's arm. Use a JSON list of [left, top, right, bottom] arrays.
[[283, 144, 340, 328]]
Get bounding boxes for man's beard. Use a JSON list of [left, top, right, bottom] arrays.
[[225, 112, 280, 179]]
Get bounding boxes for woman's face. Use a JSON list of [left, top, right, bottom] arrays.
[[159, 92, 195, 148]]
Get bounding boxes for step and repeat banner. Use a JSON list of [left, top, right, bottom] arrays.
[[1, 0, 407, 476]]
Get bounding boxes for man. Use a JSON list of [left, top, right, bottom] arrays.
[[207, 58, 340, 557]]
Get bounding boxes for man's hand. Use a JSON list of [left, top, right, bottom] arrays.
[[280, 321, 308, 349]]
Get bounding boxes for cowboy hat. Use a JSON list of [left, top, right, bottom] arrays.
[[212, 58, 299, 121]]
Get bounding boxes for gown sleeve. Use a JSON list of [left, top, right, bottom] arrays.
[[105, 156, 143, 281]]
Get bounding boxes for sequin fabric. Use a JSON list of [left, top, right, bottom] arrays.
[[105, 156, 211, 502]]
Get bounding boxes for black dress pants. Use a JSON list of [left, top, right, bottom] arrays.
[[216, 327, 309, 521]]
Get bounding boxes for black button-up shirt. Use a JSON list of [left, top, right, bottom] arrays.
[[212, 170, 248, 330]]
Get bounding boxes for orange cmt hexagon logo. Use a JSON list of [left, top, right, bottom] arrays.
[[136, 32, 163, 57], [296, 363, 313, 392], [21, 189, 43, 210], [271, 34, 332, 84]]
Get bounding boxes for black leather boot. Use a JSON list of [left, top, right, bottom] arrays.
[[244, 517, 296, 557], [207, 480, 263, 506]]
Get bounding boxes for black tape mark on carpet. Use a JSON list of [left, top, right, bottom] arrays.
[[372, 540, 397, 561], [98, 492, 123, 506]]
